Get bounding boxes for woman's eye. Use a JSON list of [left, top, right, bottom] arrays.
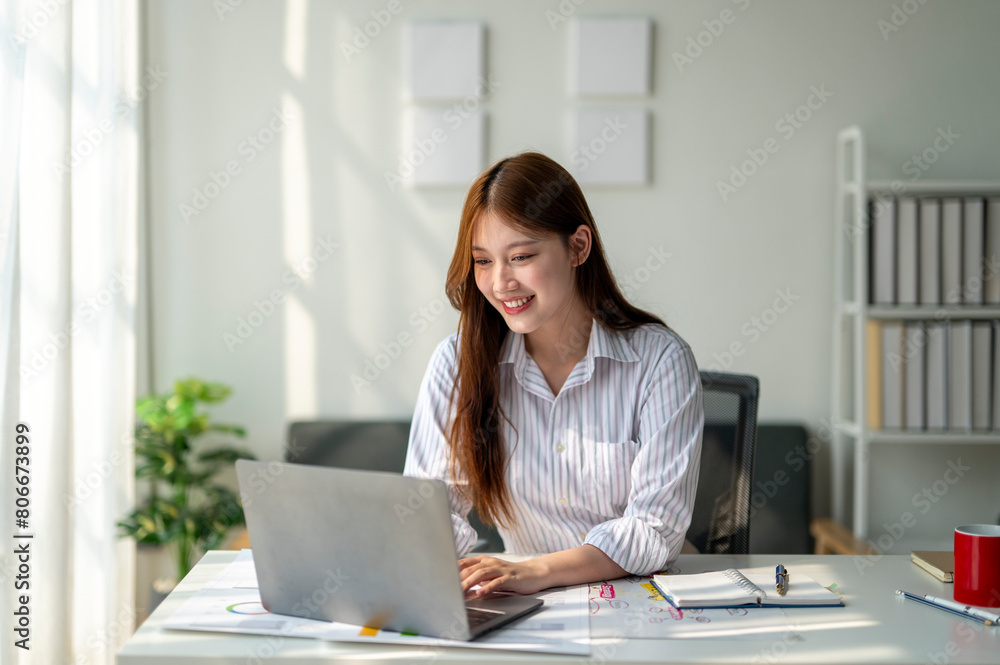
[[512, 255, 533, 262], [473, 258, 489, 266]]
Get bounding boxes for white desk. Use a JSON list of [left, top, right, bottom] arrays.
[[118, 552, 1000, 664]]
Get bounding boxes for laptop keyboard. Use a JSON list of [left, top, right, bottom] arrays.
[[466, 607, 503, 630]]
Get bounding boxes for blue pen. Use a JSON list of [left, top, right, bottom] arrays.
[[775, 564, 788, 596], [896, 590, 1000, 626]]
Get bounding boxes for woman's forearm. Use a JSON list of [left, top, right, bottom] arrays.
[[529, 544, 628, 588]]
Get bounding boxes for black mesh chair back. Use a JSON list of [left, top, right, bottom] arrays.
[[685, 371, 760, 555], [285, 420, 505, 552]]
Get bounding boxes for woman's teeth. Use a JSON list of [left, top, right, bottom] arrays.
[[503, 296, 533, 308]]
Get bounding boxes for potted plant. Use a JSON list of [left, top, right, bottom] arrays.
[[118, 377, 256, 599]]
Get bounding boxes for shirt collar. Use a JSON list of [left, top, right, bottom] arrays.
[[499, 317, 641, 386]]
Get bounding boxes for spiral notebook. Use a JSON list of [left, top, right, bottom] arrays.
[[650, 567, 844, 609]]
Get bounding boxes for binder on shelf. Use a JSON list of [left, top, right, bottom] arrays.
[[941, 199, 963, 305], [882, 321, 905, 430], [925, 322, 948, 430], [872, 197, 897, 305], [948, 320, 973, 431], [904, 322, 925, 431], [971, 322, 992, 430], [897, 198, 919, 306], [964, 198, 985, 305], [919, 198, 942, 306], [986, 198, 1000, 305], [866, 320, 883, 430]]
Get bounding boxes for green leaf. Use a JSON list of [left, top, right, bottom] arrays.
[[201, 382, 232, 403], [206, 424, 247, 437], [197, 448, 256, 464], [124, 376, 248, 571]]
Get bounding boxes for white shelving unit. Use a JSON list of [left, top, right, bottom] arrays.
[[831, 126, 1000, 542]]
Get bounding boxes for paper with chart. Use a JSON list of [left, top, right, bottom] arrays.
[[588, 574, 802, 640], [163, 550, 589, 655]]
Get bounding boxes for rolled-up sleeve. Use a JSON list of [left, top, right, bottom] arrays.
[[583, 341, 703, 575], [403, 335, 478, 557]]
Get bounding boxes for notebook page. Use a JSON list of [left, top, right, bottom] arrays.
[[741, 567, 842, 606], [650, 570, 759, 607]]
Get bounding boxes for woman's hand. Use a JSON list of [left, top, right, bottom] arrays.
[[459, 545, 629, 597], [458, 555, 549, 596]]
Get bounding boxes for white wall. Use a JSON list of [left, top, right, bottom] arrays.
[[145, 0, 1000, 549]]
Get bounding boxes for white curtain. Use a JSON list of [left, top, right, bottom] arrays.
[[1, 1, 141, 663]]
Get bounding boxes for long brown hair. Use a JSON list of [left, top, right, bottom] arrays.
[[444, 152, 667, 528]]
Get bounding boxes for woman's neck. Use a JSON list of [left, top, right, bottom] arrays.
[[523, 301, 593, 369]]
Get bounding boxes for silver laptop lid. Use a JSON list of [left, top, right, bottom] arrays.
[[236, 460, 474, 639]]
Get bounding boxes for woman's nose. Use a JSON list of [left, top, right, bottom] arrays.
[[493, 264, 517, 293]]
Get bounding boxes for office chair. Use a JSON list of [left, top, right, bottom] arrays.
[[285, 420, 505, 552], [684, 371, 760, 555]]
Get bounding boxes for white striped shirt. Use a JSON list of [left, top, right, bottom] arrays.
[[403, 318, 703, 575]]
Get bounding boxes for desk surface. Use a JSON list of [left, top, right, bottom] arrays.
[[118, 552, 1000, 665]]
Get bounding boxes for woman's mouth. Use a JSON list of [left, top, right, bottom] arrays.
[[501, 295, 535, 314]]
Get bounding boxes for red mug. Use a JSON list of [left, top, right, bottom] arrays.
[[954, 524, 1000, 607]]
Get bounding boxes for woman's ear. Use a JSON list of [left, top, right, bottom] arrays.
[[570, 225, 592, 267]]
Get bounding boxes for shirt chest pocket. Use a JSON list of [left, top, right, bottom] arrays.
[[579, 439, 639, 517]]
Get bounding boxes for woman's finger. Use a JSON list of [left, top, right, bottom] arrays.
[[460, 565, 499, 591]]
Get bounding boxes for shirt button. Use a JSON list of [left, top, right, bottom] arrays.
[[558, 497, 568, 505], [555, 444, 565, 452]]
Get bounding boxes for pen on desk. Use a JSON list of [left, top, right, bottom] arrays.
[[775, 564, 788, 596], [896, 590, 1000, 626]]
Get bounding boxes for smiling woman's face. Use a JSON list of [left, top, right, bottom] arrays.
[[471, 212, 584, 340]]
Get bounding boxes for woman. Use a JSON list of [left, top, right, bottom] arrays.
[[403, 152, 703, 597]]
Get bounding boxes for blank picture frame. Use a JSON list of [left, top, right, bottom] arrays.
[[406, 22, 485, 101], [571, 17, 652, 97], [403, 106, 485, 187], [570, 108, 649, 186]]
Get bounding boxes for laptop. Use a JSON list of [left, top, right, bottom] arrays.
[[234, 459, 542, 640]]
